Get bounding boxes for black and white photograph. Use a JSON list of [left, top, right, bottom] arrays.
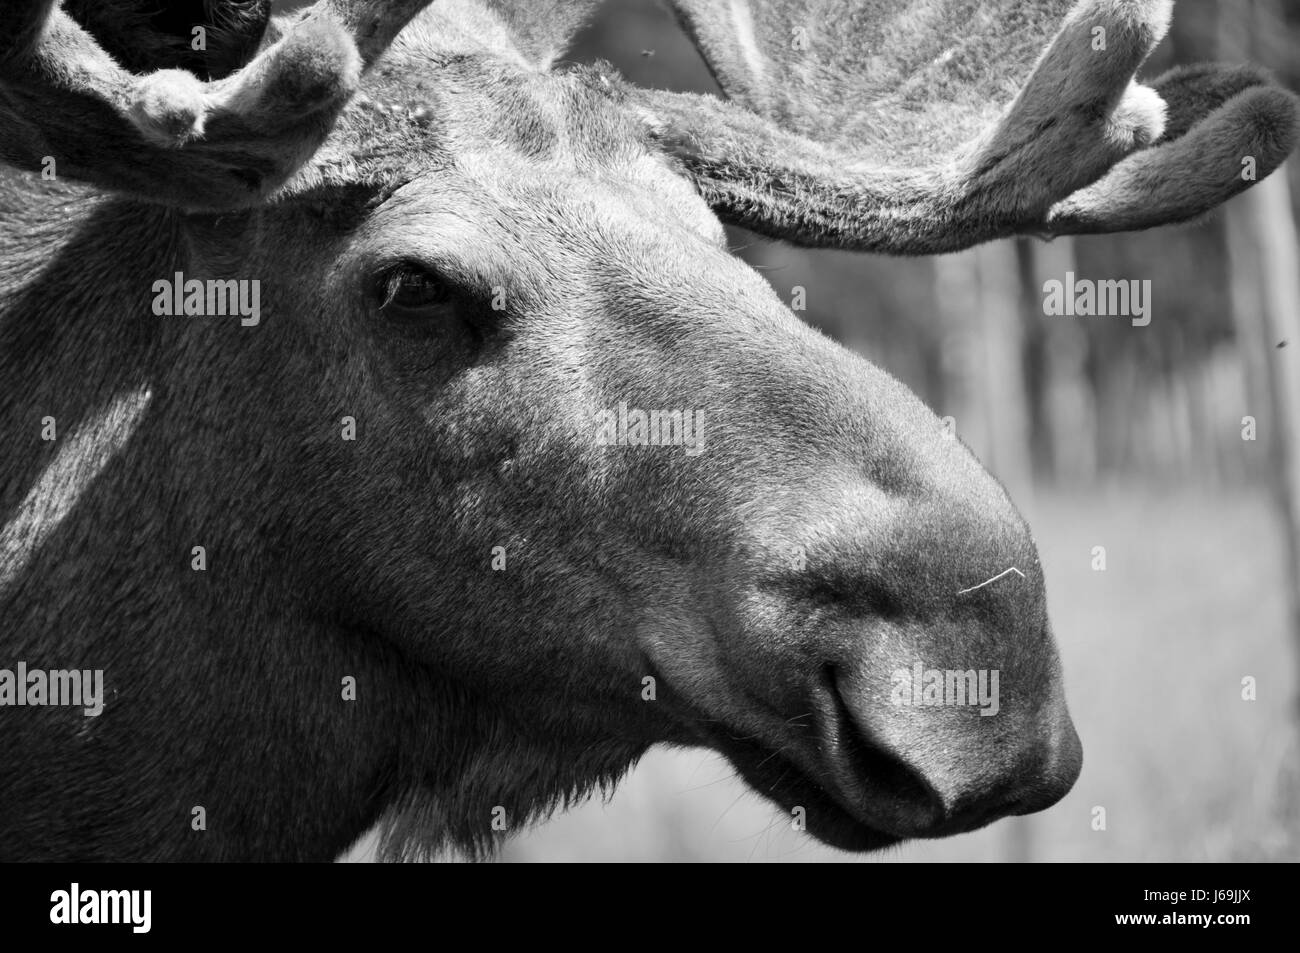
[[0, 0, 1297, 923]]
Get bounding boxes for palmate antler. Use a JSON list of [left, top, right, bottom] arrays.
[[3, 0, 1294, 242], [633, 0, 1300, 253], [0, 0, 435, 211]]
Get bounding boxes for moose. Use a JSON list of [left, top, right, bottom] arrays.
[[1, 0, 1296, 861]]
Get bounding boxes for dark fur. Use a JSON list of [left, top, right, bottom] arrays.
[[65, 0, 271, 79]]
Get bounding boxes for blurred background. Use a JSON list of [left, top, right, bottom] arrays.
[[352, 0, 1300, 861]]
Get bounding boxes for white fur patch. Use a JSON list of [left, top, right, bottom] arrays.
[[0, 387, 152, 595], [1104, 81, 1167, 150]]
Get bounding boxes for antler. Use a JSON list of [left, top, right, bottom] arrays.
[[0, 0, 436, 211], [634, 0, 1299, 253]]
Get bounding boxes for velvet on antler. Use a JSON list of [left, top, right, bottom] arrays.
[[629, 0, 1299, 253], [0, 0, 441, 211]]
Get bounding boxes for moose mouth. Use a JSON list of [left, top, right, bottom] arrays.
[[703, 728, 907, 852], [685, 667, 1025, 852], [682, 669, 930, 852]]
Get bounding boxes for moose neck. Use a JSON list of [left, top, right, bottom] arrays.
[[0, 190, 371, 858], [0, 185, 643, 859]]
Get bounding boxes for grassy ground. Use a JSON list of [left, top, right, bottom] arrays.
[[344, 485, 1300, 862]]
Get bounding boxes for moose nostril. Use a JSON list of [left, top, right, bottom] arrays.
[[817, 666, 1083, 837], [821, 669, 944, 832]]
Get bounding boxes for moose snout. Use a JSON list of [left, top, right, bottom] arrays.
[[813, 664, 1083, 838]]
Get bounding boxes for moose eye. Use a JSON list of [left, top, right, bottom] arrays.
[[378, 265, 453, 313]]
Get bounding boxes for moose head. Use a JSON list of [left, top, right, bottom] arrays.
[[1, 0, 1295, 860]]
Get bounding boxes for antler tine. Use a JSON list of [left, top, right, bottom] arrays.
[[1044, 65, 1300, 236], [0, 0, 437, 211], [645, 0, 1300, 253]]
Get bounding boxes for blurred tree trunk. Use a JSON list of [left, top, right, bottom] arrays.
[[1222, 1, 1300, 658], [935, 251, 986, 447], [1028, 236, 1097, 483], [934, 246, 1034, 500], [976, 242, 1034, 502]]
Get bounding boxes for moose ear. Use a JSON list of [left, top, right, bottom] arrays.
[[633, 0, 1299, 253]]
